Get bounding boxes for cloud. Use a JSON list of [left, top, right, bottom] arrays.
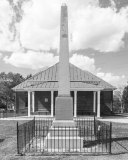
[[0, 0, 20, 52], [69, 53, 96, 73], [96, 72, 120, 83], [19, 0, 98, 51], [1, 0, 128, 53], [4, 50, 59, 69], [3, 51, 96, 72], [69, 53, 125, 86], [17, 0, 128, 52], [0, 53, 3, 58], [70, 5, 128, 52], [121, 75, 125, 78], [4, 50, 125, 86]]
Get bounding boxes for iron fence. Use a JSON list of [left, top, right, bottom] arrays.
[[17, 117, 112, 155], [17, 118, 35, 154]]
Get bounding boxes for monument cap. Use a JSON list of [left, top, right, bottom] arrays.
[[62, 3, 67, 6]]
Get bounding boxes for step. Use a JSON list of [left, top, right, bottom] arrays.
[[49, 127, 79, 137], [45, 133, 83, 149]]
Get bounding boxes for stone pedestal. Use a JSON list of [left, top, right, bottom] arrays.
[[55, 96, 73, 120], [53, 96, 76, 127]]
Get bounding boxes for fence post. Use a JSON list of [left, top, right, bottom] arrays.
[[109, 122, 112, 154], [17, 121, 19, 154]]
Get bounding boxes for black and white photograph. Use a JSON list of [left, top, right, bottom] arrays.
[[0, 0, 128, 159]]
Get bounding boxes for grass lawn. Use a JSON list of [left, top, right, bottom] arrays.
[[1, 120, 128, 160]]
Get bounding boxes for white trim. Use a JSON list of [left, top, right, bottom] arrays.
[[51, 91, 54, 117], [28, 91, 31, 117], [27, 80, 100, 82], [32, 92, 35, 112], [24, 88, 104, 91], [14, 88, 115, 92], [97, 91, 100, 118]]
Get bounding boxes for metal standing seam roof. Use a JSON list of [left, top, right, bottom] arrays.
[[12, 63, 116, 91]]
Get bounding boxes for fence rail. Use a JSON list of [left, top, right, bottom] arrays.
[[17, 117, 112, 155]]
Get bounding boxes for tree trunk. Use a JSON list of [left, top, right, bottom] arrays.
[[121, 100, 123, 113]]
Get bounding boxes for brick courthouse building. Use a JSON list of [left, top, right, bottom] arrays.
[[12, 62, 115, 118]]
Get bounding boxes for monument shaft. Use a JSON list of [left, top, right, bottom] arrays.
[[54, 4, 74, 122], [58, 4, 70, 96]]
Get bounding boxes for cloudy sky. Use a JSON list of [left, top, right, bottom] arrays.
[[0, 0, 128, 87]]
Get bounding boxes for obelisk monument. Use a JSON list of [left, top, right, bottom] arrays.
[[45, 4, 83, 150], [53, 3, 76, 126]]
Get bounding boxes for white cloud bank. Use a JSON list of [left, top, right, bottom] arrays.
[[1, 0, 128, 52], [96, 72, 120, 83], [19, 0, 99, 51], [70, 5, 128, 52], [18, 0, 128, 52], [4, 50, 59, 69], [0, 53, 3, 58], [70, 54, 96, 73], [1, 0, 127, 86], [4, 51, 125, 86], [0, 0, 20, 52], [69, 54, 125, 86]]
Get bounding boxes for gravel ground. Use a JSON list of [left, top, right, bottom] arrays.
[[1, 120, 128, 160]]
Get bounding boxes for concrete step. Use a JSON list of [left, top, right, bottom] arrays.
[[49, 127, 79, 137], [45, 133, 83, 149]]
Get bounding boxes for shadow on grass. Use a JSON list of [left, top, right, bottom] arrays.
[[83, 139, 108, 148], [112, 137, 128, 142], [0, 139, 5, 143], [112, 137, 128, 154]]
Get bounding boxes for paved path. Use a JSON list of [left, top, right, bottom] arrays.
[[99, 116, 128, 123], [1, 115, 128, 123]]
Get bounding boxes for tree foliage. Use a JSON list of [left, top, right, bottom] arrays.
[[113, 95, 121, 113], [122, 85, 128, 112], [26, 74, 32, 80], [0, 72, 25, 108], [114, 85, 126, 113]]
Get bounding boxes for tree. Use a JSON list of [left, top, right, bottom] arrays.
[[113, 94, 121, 113], [114, 85, 126, 113], [26, 74, 32, 80], [0, 72, 25, 109], [122, 86, 128, 113]]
